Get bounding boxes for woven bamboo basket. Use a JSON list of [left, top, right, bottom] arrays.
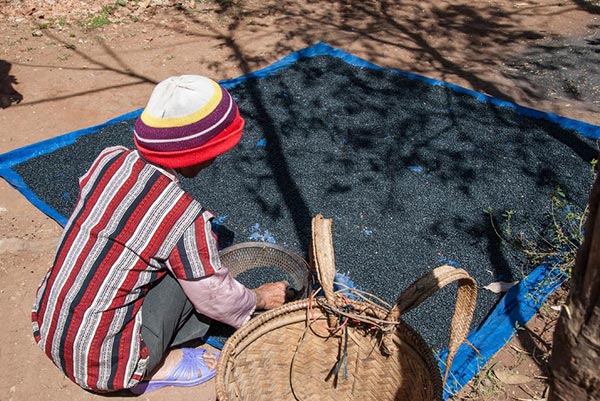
[[216, 214, 477, 401]]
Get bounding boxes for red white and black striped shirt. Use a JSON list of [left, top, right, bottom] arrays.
[[31, 146, 222, 392]]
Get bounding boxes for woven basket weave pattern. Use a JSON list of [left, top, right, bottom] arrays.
[[220, 300, 439, 400], [215, 215, 477, 401]]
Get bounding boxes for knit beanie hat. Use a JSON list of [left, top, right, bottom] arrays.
[[134, 75, 244, 168]]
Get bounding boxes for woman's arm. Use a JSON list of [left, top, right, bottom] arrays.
[[178, 268, 287, 328]]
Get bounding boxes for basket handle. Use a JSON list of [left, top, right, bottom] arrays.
[[311, 214, 477, 385], [382, 264, 477, 385], [311, 214, 338, 327]]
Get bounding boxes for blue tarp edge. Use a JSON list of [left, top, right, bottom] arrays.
[[221, 41, 600, 140], [0, 168, 68, 226], [438, 263, 565, 399], [0, 108, 143, 170], [0, 108, 144, 228]]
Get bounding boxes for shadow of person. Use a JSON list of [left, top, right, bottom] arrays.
[[0, 60, 23, 109], [574, 0, 600, 13]]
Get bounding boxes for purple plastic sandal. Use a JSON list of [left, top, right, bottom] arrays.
[[130, 348, 220, 394]]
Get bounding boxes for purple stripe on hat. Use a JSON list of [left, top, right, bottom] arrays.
[[135, 106, 238, 152], [134, 87, 238, 152]]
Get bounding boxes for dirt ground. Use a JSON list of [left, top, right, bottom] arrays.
[[0, 1, 598, 400]]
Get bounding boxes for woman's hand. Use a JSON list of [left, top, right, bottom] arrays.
[[253, 281, 288, 310]]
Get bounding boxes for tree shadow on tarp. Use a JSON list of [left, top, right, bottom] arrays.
[[5, 45, 599, 399], [11, 51, 597, 354]]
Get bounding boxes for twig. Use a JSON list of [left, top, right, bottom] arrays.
[[510, 344, 531, 355], [519, 383, 537, 398], [464, 339, 482, 356]]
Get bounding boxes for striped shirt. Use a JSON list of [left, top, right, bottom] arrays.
[[31, 146, 221, 392]]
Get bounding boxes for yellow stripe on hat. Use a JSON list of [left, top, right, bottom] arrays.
[[140, 80, 223, 128]]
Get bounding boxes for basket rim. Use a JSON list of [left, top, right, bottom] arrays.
[[219, 241, 309, 268]]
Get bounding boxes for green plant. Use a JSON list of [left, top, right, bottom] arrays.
[[81, 6, 114, 29], [524, 187, 586, 277], [502, 209, 515, 237], [514, 320, 526, 332], [92, 7, 112, 28], [486, 183, 589, 283], [463, 361, 504, 399]]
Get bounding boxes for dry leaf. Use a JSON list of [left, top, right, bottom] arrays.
[[483, 281, 519, 293], [494, 367, 532, 385]]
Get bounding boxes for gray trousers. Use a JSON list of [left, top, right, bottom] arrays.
[[141, 273, 211, 374]]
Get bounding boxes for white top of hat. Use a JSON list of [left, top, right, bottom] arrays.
[[144, 75, 217, 119]]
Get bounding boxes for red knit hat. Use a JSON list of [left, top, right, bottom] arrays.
[[134, 75, 244, 168]]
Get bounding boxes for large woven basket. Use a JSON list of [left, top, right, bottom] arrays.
[[216, 214, 477, 401]]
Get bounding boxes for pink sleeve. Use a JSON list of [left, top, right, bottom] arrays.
[[178, 267, 257, 328]]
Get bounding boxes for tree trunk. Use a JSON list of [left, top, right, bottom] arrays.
[[548, 174, 600, 401]]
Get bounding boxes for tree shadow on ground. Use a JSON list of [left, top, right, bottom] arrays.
[[8, 31, 158, 107], [574, 0, 600, 14], [13, 1, 596, 116], [502, 36, 600, 114]]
